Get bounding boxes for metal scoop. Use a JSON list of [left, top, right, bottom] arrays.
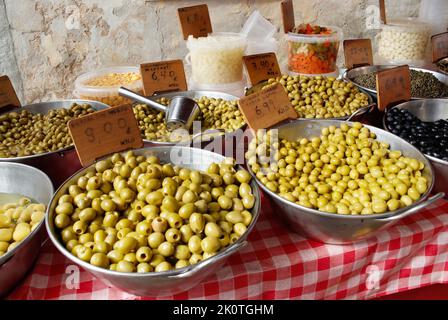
[[118, 87, 201, 131]]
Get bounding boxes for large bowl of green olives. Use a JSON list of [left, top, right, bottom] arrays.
[[46, 146, 260, 296], [246, 119, 443, 244], [0, 100, 109, 186], [0, 162, 53, 297], [246, 75, 375, 121]]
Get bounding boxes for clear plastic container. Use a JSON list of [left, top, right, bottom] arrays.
[[189, 78, 246, 97], [241, 10, 276, 41], [186, 33, 247, 85], [286, 26, 342, 75], [245, 38, 279, 55], [74, 66, 143, 107], [377, 18, 430, 67]]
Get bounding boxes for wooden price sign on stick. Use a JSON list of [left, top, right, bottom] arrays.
[[140, 60, 187, 96], [343, 39, 373, 69], [177, 4, 212, 40], [238, 83, 297, 131], [281, 0, 295, 33], [68, 104, 143, 166], [376, 65, 411, 111], [243, 52, 281, 85], [431, 32, 448, 63], [0, 75, 21, 110], [379, 0, 387, 24]]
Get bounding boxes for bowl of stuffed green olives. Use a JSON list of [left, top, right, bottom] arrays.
[[246, 119, 443, 244], [46, 146, 260, 296], [0, 162, 53, 297], [0, 100, 109, 187]]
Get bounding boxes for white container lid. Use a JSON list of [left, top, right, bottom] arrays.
[[241, 10, 276, 41], [286, 26, 343, 43], [186, 32, 247, 52], [74, 66, 142, 97], [189, 78, 246, 98]]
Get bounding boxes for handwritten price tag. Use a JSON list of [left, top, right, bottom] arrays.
[[432, 32, 448, 63], [177, 4, 212, 40], [243, 53, 281, 85], [68, 104, 143, 166], [281, 0, 295, 33], [238, 83, 297, 130], [343, 39, 373, 69], [376, 65, 411, 111], [140, 60, 187, 96], [0, 75, 20, 110]]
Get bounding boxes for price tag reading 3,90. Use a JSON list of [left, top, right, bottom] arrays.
[[238, 83, 297, 130], [376, 65, 411, 111], [68, 104, 143, 166], [243, 52, 281, 85], [140, 60, 187, 96]]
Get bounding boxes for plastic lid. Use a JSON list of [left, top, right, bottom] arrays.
[[286, 26, 343, 43], [186, 32, 247, 51], [381, 18, 430, 33], [241, 10, 276, 41]]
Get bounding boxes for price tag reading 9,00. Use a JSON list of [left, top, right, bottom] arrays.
[[68, 104, 143, 166]]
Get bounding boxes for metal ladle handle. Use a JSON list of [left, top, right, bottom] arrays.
[[118, 87, 167, 113]]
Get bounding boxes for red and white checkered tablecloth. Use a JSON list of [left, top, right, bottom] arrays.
[[7, 195, 448, 300]]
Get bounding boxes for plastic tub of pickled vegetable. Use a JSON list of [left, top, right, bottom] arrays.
[[286, 24, 342, 76]]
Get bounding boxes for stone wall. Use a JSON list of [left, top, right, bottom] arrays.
[[0, 0, 420, 104]]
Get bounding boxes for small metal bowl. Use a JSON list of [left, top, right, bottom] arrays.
[[0, 99, 109, 187], [0, 162, 53, 297], [247, 119, 443, 244], [343, 65, 448, 100], [383, 99, 448, 197], [245, 79, 376, 122], [46, 146, 261, 296]]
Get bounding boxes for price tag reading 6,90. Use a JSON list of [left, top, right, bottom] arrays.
[[68, 104, 143, 166], [238, 82, 297, 130]]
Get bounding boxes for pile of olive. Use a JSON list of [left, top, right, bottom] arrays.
[[133, 96, 245, 142], [258, 75, 370, 119], [246, 122, 428, 215], [53, 151, 255, 273], [0, 103, 96, 158], [0, 197, 46, 257], [386, 108, 448, 162]]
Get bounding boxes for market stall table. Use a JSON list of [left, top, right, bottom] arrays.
[[7, 194, 448, 300]]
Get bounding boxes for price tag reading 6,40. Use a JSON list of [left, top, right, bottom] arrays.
[[140, 60, 187, 96], [68, 104, 143, 166], [376, 65, 411, 111], [238, 83, 297, 131]]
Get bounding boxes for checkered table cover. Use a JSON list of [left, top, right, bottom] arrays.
[[7, 195, 448, 300]]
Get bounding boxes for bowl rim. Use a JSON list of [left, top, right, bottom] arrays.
[[0, 99, 109, 161], [0, 162, 54, 266], [247, 119, 435, 220], [45, 146, 261, 278]]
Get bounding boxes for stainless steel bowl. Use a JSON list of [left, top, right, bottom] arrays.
[[247, 119, 443, 244], [245, 79, 376, 121], [46, 146, 261, 296], [0, 99, 109, 187], [0, 162, 54, 297], [343, 65, 448, 100], [383, 99, 448, 197]]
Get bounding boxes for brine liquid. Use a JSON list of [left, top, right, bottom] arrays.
[[0, 193, 34, 207]]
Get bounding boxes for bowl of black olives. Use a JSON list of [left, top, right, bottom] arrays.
[[384, 99, 448, 196]]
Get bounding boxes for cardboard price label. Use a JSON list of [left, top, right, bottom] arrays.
[[238, 83, 297, 131], [281, 0, 295, 33], [432, 32, 448, 62], [0, 75, 21, 109], [140, 60, 187, 96], [343, 39, 373, 69], [177, 4, 212, 40], [68, 104, 143, 166], [376, 65, 411, 111], [243, 53, 281, 85]]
